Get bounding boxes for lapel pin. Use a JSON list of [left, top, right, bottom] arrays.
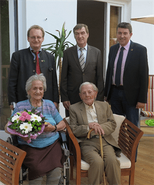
[[41, 60, 45, 62], [131, 49, 133, 51]]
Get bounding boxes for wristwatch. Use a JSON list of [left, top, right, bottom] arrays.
[[53, 125, 57, 132]]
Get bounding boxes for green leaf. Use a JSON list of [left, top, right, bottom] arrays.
[[42, 22, 74, 68]]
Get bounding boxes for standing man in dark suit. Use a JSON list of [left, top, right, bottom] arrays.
[[60, 24, 104, 116], [104, 22, 149, 127], [8, 25, 59, 109]]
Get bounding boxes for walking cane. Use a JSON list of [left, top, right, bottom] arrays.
[[87, 129, 106, 185]]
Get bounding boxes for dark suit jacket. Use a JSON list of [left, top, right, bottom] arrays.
[[60, 45, 104, 104], [69, 101, 121, 156], [8, 48, 59, 105], [104, 41, 149, 106]]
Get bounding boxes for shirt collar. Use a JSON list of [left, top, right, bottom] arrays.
[[119, 40, 130, 51], [29, 47, 42, 53], [84, 102, 95, 110], [77, 44, 88, 51]]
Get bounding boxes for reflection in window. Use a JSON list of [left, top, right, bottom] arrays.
[[110, 6, 121, 48], [0, 0, 10, 129]]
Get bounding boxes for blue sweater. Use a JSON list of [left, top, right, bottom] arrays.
[[12, 99, 62, 148]]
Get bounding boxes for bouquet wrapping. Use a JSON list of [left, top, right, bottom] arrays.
[[7, 108, 46, 143]]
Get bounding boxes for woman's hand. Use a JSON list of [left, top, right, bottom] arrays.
[[44, 122, 55, 132], [21, 136, 29, 141], [43, 120, 66, 133]]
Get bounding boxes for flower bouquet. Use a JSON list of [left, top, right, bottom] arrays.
[[7, 108, 46, 143]]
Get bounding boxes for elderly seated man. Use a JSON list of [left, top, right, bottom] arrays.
[[69, 82, 121, 185]]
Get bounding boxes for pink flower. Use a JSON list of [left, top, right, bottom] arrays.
[[19, 111, 31, 121]]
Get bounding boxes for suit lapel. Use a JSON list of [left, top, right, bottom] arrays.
[[72, 46, 83, 70], [39, 50, 44, 71], [124, 40, 134, 71], [79, 102, 89, 125], [94, 101, 102, 123], [84, 45, 91, 70], [111, 44, 119, 68]]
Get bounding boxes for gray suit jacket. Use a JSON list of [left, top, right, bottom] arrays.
[[69, 101, 121, 156], [60, 45, 104, 104]]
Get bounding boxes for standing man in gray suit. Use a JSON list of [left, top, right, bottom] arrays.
[[60, 24, 104, 116]]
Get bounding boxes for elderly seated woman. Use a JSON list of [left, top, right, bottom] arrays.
[[5, 73, 66, 185]]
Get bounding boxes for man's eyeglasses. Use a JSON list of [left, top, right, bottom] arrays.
[[29, 36, 43, 40]]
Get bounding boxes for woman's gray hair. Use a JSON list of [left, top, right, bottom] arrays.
[[26, 73, 47, 98], [79, 82, 98, 93]]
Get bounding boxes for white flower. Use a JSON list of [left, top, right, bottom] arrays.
[[20, 122, 33, 134], [12, 115, 20, 123], [30, 113, 42, 122]]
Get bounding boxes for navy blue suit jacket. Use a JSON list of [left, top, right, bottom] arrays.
[[104, 41, 149, 106]]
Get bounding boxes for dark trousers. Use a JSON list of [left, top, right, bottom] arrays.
[[109, 86, 139, 161], [109, 86, 139, 127]]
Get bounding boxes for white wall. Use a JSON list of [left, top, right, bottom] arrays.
[[17, 0, 77, 117], [18, 0, 77, 49], [131, 0, 154, 75]]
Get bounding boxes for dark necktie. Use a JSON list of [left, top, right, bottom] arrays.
[[79, 48, 85, 71], [36, 51, 41, 74], [115, 47, 124, 86]]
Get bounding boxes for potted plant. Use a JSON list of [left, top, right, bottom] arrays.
[[42, 22, 74, 94]]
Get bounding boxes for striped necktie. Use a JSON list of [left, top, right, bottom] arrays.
[[79, 48, 85, 71]]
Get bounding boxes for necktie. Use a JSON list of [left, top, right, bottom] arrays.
[[79, 48, 85, 71], [115, 47, 124, 86], [36, 51, 41, 74]]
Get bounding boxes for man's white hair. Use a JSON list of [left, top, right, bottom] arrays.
[[79, 82, 98, 93]]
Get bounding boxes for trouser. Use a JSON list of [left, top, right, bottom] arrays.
[[110, 86, 139, 161], [80, 138, 121, 185], [29, 167, 62, 185], [109, 86, 139, 127]]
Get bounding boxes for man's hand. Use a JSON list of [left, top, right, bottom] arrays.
[[136, 102, 145, 109], [89, 122, 105, 136], [63, 101, 71, 110], [10, 105, 14, 110]]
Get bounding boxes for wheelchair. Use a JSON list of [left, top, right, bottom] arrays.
[[7, 131, 70, 185]]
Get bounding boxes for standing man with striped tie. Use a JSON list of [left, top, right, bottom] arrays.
[[104, 22, 149, 128], [60, 24, 104, 116], [8, 25, 59, 109]]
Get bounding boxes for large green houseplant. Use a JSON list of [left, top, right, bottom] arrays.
[[42, 23, 74, 94]]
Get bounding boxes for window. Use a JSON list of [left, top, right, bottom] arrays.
[[110, 6, 121, 48], [0, 0, 10, 129]]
